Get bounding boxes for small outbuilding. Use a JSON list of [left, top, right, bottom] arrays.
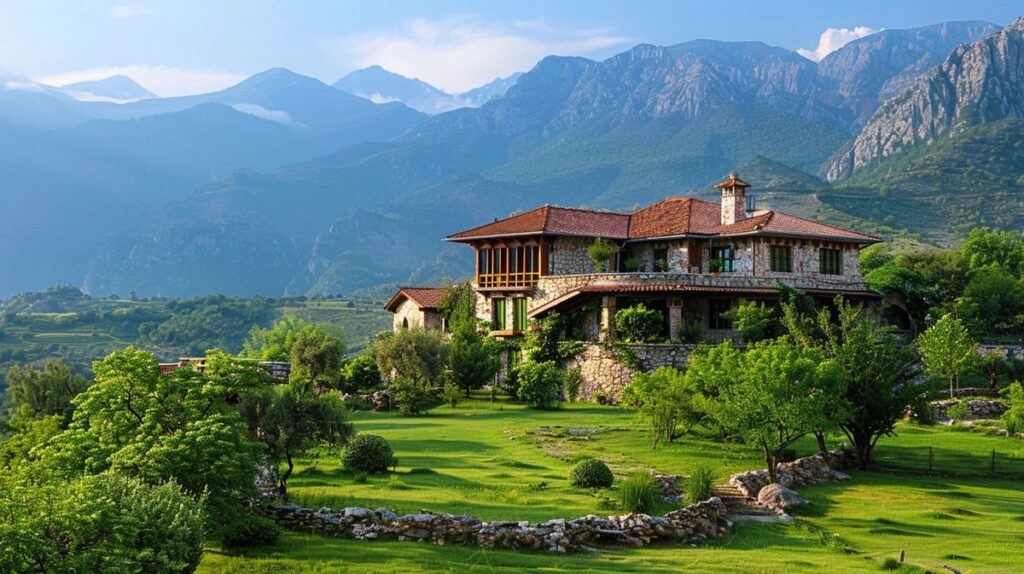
[[384, 287, 447, 332]]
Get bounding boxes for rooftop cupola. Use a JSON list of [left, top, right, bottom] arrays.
[[714, 172, 752, 225]]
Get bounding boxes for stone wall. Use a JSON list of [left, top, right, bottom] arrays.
[[265, 498, 729, 553], [566, 343, 694, 403], [932, 399, 1006, 421], [550, 236, 598, 275], [728, 447, 860, 500], [392, 299, 444, 331]]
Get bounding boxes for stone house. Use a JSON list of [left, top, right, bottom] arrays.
[[385, 287, 447, 331], [442, 175, 880, 343]]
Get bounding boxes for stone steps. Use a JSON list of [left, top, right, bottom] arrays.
[[711, 485, 777, 517]]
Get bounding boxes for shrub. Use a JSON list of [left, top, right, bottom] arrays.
[[516, 361, 563, 409], [341, 355, 381, 393], [342, 434, 397, 473], [1001, 382, 1024, 434], [684, 465, 715, 504], [569, 458, 614, 489], [722, 301, 774, 344], [442, 382, 461, 408], [563, 368, 584, 402], [390, 376, 440, 416], [588, 238, 614, 272], [220, 512, 280, 548], [676, 320, 703, 344], [618, 472, 658, 514], [614, 304, 664, 343], [946, 400, 969, 423]]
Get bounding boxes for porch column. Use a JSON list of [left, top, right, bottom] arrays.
[[667, 297, 683, 340], [599, 296, 617, 341]]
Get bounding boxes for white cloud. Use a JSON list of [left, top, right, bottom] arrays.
[[39, 65, 246, 97], [797, 26, 879, 61], [230, 103, 299, 126], [3, 80, 44, 92], [324, 16, 630, 93], [109, 4, 156, 19]]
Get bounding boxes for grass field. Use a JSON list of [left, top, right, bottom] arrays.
[[198, 399, 1024, 573]]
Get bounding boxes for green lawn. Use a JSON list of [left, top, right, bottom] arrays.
[[199, 399, 1024, 573]]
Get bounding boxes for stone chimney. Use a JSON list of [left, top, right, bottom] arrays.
[[715, 172, 752, 226]]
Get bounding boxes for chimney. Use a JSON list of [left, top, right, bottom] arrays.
[[715, 171, 752, 226]]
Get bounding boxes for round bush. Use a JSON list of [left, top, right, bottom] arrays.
[[220, 512, 280, 548], [343, 433, 397, 473], [570, 458, 613, 489]]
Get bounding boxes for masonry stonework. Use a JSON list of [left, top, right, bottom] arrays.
[[567, 343, 695, 403]]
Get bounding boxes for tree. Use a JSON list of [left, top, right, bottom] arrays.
[[37, 348, 264, 526], [614, 304, 664, 342], [961, 227, 1024, 277], [917, 315, 978, 397], [438, 281, 479, 332], [621, 367, 702, 448], [708, 341, 844, 484], [448, 324, 500, 397], [259, 386, 352, 497], [289, 327, 345, 390], [722, 300, 774, 344], [515, 361, 563, 409], [818, 298, 917, 469], [341, 354, 382, 393], [588, 238, 614, 272], [3, 360, 89, 425], [0, 472, 206, 574], [244, 316, 342, 362], [374, 328, 449, 385], [955, 264, 1024, 336]]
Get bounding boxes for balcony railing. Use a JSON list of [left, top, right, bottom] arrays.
[[477, 271, 541, 289]]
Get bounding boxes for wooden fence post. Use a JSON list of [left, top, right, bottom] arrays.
[[928, 446, 933, 473], [991, 449, 996, 476]]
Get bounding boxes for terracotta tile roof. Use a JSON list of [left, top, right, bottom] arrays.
[[714, 211, 880, 242], [628, 198, 722, 238], [714, 175, 752, 188], [385, 286, 447, 313], [448, 205, 630, 241]]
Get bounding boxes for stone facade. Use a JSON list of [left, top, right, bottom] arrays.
[[566, 343, 695, 403], [265, 498, 729, 553], [392, 298, 444, 331]]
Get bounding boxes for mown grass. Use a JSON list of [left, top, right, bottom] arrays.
[[199, 398, 1024, 573]]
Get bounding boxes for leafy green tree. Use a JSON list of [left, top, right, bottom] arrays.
[[614, 304, 664, 342], [858, 243, 894, 274], [37, 348, 263, 525], [259, 386, 352, 496], [437, 281, 479, 332], [0, 472, 206, 574], [707, 341, 844, 483], [621, 367, 702, 448], [588, 238, 614, 272], [961, 227, 1024, 277], [515, 361, 563, 409], [448, 323, 500, 397], [289, 327, 345, 390], [244, 316, 342, 362], [390, 376, 440, 416], [0, 415, 63, 469], [374, 328, 449, 385], [341, 354, 381, 393], [722, 300, 774, 344], [955, 265, 1024, 336], [917, 315, 979, 397], [1001, 382, 1024, 434], [3, 360, 89, 425]]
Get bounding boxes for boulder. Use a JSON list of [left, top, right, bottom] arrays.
[[757, 484, 808, 511]]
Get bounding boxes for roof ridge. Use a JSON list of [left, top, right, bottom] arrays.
[[772, 210, 880, 239]]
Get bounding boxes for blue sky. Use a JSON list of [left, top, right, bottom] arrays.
[[1, 0, 1019, 96]]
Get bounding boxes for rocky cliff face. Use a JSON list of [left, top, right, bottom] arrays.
[[826, 17, 1024, 181]]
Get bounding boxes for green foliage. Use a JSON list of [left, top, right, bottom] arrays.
[[442, 382, 461, 408], [375, 328, 449, 385], [139, 295, 276, 356], [437, 282, 478, 332], [722, 300, 774, 344], [675, 320, 704, 344], [569, 458, 613, 489], [706, 340, 847, 482], [2, 359, 89, 425], [522, 312, 585, 364], [342, 434, 397, 473], [219, 513, 280, 549], [685, 465, 716, 504], [858, 243, 894, 274], [946, 401, 969, 423], [245, 316, 323, 362], [515, 361, 564, 409], [289, 326, 346, 389], [448, 323, 500, 397], [1001, 383, 1024, 435], [617, 471, 658, 514], [614, 304, 664, 343], [0, 472, 206, 574], [917, 315, 979, 397], [390, 376, 440, 416], [622, 367, 702, 448], [341, 354, 382, 393], [961, 227, 1024, 277], [36, 348, 263, 525], [956, 264, 1024, 336], [563, 368, 584, 402], [258, 386, 352, 496], [0, 415, 63, 469], [588, 238, 614, 272]]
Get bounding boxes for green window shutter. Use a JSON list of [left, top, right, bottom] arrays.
[[513, 298, 528, 331], [492, 298, 506, 330]]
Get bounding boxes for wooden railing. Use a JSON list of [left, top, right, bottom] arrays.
[[477, 271, 541, 289]]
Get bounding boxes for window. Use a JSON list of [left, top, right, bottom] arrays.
[[770, 245, 792, 272], [819, 248, 842, 275], [513, 298, 528, 331], [492, 298, 506, 330], [710, 245, 736, 272], [546, 243, 554, 274], [709, 299, 733, 329], [654, 248, 669, 272], [478, 248, 491, 274]]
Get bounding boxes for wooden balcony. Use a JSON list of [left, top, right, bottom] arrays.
[[476, 271, 541, 290]]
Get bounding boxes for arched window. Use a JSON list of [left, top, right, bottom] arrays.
[[402, 317, 409, 329]]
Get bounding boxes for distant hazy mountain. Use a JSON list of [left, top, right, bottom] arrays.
[[333, 65, 522, 114], [0, 71, 90, 128], [61, 75, 157, 102]]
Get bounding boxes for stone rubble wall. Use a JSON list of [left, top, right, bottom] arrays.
[[566, 343, 694, 404], [932, 399, 1006, 420], [265, 498, 729, 553], [728, 447, 859, 500]]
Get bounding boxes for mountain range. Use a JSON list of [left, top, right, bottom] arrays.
[[332, 65, 522, 114], [1, 18, 1021, 299]]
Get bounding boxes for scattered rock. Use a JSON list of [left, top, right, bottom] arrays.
[[757, 484, 808, 511]]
